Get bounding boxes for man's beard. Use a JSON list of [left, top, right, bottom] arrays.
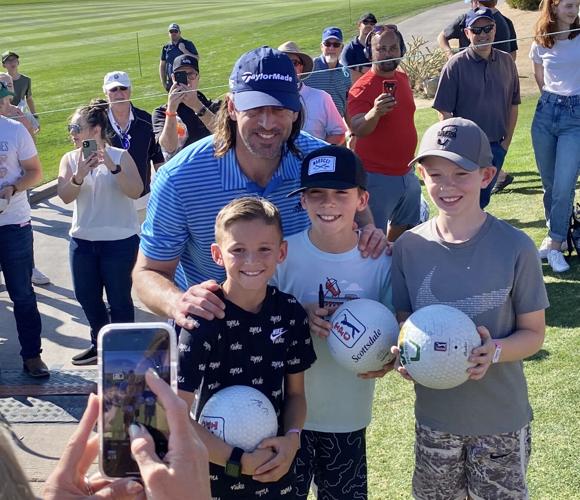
[[375, 59, 399, 73]]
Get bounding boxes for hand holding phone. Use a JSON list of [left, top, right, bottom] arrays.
[[174, 71, 189, 86], [98, 322, 177, 478]]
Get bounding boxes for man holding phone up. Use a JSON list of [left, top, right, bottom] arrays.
[[347, 25, 420, 242]]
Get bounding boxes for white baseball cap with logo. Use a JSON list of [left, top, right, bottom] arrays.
[[103, 71, 132, 91]]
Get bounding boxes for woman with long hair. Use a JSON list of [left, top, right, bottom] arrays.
[[57, 100, 143, 364], [530, 0, 580, 272]]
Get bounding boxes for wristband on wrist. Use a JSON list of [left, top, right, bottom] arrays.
[[165, 110, 178, 117], [194, 106, 207, 117], [285, 428, 302, 447], [71, 175, 83, 186], [492, 341, 502, 364]]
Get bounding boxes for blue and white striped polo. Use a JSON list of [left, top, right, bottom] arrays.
[[140, 132, 327, 290]]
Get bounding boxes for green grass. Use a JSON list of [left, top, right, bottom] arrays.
[[1, 0, 453, 181], [3, 1, 579, 498]]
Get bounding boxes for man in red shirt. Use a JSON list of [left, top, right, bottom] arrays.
[[347, 25, 421, 241]]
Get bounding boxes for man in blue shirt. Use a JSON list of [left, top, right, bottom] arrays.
[[134, 47, 385, 330], [159, 23, 199, 91], [340, 12, 377, 83], [305, 27, 352, 117]]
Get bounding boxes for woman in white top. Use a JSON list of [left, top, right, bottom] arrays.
[[530, 0, 580, 273], [57, 101, 143, 365]]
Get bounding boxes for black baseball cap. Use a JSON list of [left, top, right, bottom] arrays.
[[288, 145, 367, 196], [358, 12, 377, 24], [173, 54, 199, 73]]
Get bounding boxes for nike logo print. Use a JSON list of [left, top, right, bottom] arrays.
[[416, 268, 511, 319], [270, 328, 287, 341]]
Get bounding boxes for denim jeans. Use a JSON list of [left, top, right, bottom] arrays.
[[480, 142, 507, 209], [69, 235, 139, 346], [0, 223, 42, 360], [531, 91, 580, 242]]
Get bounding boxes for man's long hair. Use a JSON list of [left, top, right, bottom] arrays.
[[213, 95, 304, 158]]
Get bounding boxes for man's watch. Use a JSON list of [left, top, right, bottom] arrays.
[[224, 447, 244, 478], [194, 106, 207, 117], [111, 164, 122, 175]]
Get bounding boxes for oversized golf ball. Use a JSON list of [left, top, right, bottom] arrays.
[[328, 299, 399, 374], [198, 385, 278, 451], [398, 305, 481, 390]]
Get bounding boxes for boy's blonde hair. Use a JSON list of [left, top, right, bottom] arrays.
[[215, 197, 283, 243]]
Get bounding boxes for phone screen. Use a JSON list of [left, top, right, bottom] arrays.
[[82, 139, 97, 160], [99, 324, 175, 478], [174, 71, 188, 86], [383, 80, 397, 97]]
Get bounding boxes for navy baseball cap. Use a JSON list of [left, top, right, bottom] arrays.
[[173, 54, 199, 73], [229, 47, 300, 113], [409, 118, 493, 171], [288, 145, 368, 196], [168, 23, 180, 31], [322, 27, 343, 42], [465, 8, 495, 27]]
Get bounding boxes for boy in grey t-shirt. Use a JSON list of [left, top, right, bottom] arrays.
[[392, 118, 548, 499]]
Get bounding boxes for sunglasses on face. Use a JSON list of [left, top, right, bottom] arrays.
[[323, 41, 342, 48], [372, 24, 399, 34], [468, 24, 494, 35], [362, 20, 376, 26], [169, 29, 179, 34], [109, 86, 128, 92], [68, 123, 82, 134], [289, 58, 303, 67]]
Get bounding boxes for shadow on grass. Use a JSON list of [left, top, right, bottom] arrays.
[[525, 349, 550, 363], [544, 264, 580, 328], [503, 218, 547, 230]]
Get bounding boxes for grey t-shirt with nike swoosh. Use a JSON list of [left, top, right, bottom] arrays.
[[392, 215, 549, 436]]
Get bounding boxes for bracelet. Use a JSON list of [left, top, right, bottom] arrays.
[[194, 106, 207, 118], [165, 110, 178, 117], [71, 175, 83, 186]]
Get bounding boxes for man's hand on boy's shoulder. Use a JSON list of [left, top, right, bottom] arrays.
[[172, 279, 226, 329], [252, 434, 301, 482], [357, 223, 388, 259], [467, 326, 494, 381]]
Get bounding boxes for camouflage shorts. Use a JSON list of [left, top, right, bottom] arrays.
[[413, 423, 531, 500]]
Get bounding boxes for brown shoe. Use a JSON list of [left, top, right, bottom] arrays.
[[23, 357, 50, 378]]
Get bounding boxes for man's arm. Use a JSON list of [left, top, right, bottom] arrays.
[[14, 155, 42, 191], [26, 96, 37, 115], [349, 92, 396, 138], [159, 60, 167, 88], [437, 110, 453, 121], [501, 104, 518, 151], [132, 252, 225, 329], [437, 31, 454, 60]]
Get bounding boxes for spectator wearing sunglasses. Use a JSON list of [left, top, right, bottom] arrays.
[[437, 0, 516, 61], [340, 12, 377, 83], [347, 24, 421, 242], [57, 102, 143, 366], [278, 41, 346, 144], [160, 23, 199, 92], [305, 27, 352, 117], [433, 7, 520, 209], [102, 71, 164, 223], [153, 54, 220, 159]]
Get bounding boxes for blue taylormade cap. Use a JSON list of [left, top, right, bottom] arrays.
[[229, 46, 301, 113], [465, 7, 495, 28], [322, 27, 343, 42]]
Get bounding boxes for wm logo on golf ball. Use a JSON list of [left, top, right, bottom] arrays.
[[198, 385, 278, 451], [328, 299, 399, 374], [398, 304, 481, 390]]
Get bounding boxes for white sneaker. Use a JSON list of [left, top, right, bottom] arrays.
[[31, 267, 51, 285], [538, 237, 550, 260], [539, 238, 568, 260], [547, 250, 570, 273]]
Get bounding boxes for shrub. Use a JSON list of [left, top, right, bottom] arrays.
[[505, 0, 541, 10], [400, 36, 447, 97]]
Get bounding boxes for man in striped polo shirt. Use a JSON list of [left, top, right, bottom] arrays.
[[133, 46, 385, 329]]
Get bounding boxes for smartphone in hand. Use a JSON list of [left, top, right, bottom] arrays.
[[98, 322, 177, 478], [383, 80, 397, 97], [82, 139, 97, 161], [174, 71, 188, 86]]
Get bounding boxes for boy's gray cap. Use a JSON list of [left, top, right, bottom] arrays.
[[409, 117, 493, 171]]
